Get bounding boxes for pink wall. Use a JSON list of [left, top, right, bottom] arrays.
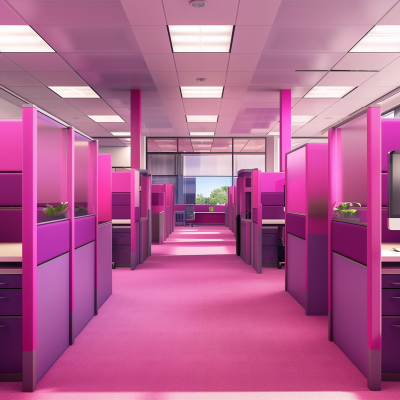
[[74, 135, 90, 205], [112, 171, 130, 193], [286, 148, 306, 215], [0, 120, 22, 171], [98, 155, 111, 222], [261, 172, 285, 193]]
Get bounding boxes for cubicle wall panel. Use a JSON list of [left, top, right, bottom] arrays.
[[382, 208, 400, 243], [73, 242, 95, 339], [139, 219, 148, 264], [261, 192, 284, 206], [332, 222, 367, 265], [112, 193, 130, 206], [0, 173, 22, 206], [0, 316, 22, 373], [97, 223, 112, 310], [381, 119, 400, 173], [286, 148, 306, 215], [112, 206, 130, 219], [307, 235, 328, 315], [262, 206, 285, 219], [287, 234, 306, 309], [36, 253, 69, 382], [332, 253, 368, 377], [0, 288, 22, 315], [0, 209, 22, 243], [382, 317, 400, 373], [286, 213, 306, 240], [382, 173, 388, 207], [75, 216, 95, 249], [0, 120, 22, 172], [37, 220, 70, 265]]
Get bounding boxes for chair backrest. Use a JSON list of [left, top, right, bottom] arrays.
[[185, 205, 195, 220]]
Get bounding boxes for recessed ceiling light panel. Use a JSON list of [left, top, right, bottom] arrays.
[[189, 132, 215, 136], [88, 115, 125, 123], [186, 115, 218, 122], [111, 132, 130, 137], [169, 25, 233, 53], [181, 86, 223, 98], [304, 86, 355, 98], [48, 86, 99, 98], [292, 116, 315, 123], [0, 25, 54, 52], [351, 25, 400, 52]]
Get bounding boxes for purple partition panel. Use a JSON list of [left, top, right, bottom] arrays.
[[261, 192, 284, 206], [332, 221, 367, 265], [98, 155, 111, 223], [332, 253, 368, 377], [280, 89, 291, 172], [287, 234, 306, 308], [139, 219, 148, 264], [0, 173, 22, 206], [37, 220, 70, 265], [194, 213, 225, 224], [0, 209, 22, 242], [381, 119, 400, 172], [0, 120, 22, 172], [382, 173, 388, 207], [262, 206, 285, 219], [36, 253, 69, 382], [112, 193, 130, 205], [0, 316, 22, 374], [112, 172, 130, 193], [261, 172, 285, 192], [73, 242, 95, 339], [286, 146, 306, 214], [112, 206, 130, 219], [382, 208, 400, 243], [97, 222, 112, 310], [75, 215, 95, 248], [286, 213, 306, 240]]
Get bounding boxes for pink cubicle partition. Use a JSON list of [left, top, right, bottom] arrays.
[[0, 120, 22, 172], [98, 155, 112, 223], [285, 144, 329, 316], [328, 108, 381, 391]]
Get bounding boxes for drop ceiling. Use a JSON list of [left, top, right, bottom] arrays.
[[1, 0, 400, 147]]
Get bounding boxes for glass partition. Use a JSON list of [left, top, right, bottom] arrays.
[[37, 112, 68, 223], [74, 132, 91, 217], [234, 154, 265, 175]]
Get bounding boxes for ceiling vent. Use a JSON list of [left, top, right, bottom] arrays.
[[190, 0, 207, 7]]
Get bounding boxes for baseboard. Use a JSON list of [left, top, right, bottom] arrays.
[[382, 373, 400, 381], [0, 373, 22, 382]]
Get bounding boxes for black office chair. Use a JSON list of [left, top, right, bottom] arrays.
[[185, 205, 196, 227]]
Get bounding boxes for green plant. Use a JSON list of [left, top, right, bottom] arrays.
[[334, 202, 361, 219], [75, 205, 87, 212], [209, 206, 214, 212], [42, 202, 69, 216]]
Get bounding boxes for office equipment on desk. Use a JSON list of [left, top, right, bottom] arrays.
[[388, 151, 400, 230]]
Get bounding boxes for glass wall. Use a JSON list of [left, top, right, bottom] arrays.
[[147, 137, 265, 204]]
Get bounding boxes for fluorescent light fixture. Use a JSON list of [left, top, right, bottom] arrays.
[[168, 25, 233, 53], [189, 132, 215, 136], [267, 132, 280, 136], [250, 128, 269, 134], [351, 25, 400, 52], [186, 115, 218, 122], [48, 86, 99, 98], [181, 86, 223, 98], [304, 86, 355, 99], [111, 132, 130, 137], [292, 116, 315, 123], [0, 25, 54, 52], [88, 115, 125, 123]]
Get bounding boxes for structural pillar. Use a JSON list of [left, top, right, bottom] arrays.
[[280, 89, 291, 172], [131, 90, 141, 169]]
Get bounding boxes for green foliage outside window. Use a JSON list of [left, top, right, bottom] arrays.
[[196, 185, 228, 205]]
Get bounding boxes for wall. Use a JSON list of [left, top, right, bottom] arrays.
[[99, 147, 130, 168]]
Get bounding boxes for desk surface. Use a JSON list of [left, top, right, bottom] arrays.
[[195, 212, 225, 214], [0, 243, 22, 262], [381, 243, 400, 263], [262, 219, 285, 225], [112, 219, 131, 225]]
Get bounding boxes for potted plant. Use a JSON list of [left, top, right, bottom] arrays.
[[334, 202, 361, 222], [39, 202, 69, 223], [209, 206, 214, 212], [75, 205, 87, 217]]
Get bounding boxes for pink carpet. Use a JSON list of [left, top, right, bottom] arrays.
[[2, 226, 400, 399]]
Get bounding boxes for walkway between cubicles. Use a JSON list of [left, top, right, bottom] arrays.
[[285, 144, 329, 315], [151, 184, 174, 244]]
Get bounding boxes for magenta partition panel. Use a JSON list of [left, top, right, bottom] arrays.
[[97, 222, 112, 309], [0, 120, 22, 172], [131, 89, 141, 169], [112, 172, 130, 193], [280, 89, 291, 172]]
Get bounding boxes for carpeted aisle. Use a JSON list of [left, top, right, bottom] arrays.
[[2, 226, 400, 399]]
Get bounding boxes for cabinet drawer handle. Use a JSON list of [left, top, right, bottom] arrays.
[[0, 282, 8, 285], [391, 325, 400, 328], [391, 297, 400, 299], [0, 297, 9, 299], [0, 325, 8, 328], [390, 282, 400, 285]]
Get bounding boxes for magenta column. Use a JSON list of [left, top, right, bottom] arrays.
[[280, 89, 291, 172], [22, 105, 37, 392], [131, 90, 141, 169], [367, 107, 381, 391]]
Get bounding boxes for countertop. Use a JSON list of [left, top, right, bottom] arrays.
[[0, 243, 22, 262], [381, 243, 400, 263], [112, 219, 131, 225], [262, 219, 285, 225]]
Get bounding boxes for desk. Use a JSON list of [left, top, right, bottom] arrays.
[[262, 219, 285, 225], [0, 243, 22, 262], [112, 219, 131, 226], [382, 243, 400, 273], [194, 212, 225, 224]]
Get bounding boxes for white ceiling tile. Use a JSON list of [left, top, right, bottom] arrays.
[[184, 108, 221, 115], [177, 71, 226, 86], [162, 98, 184, 108], [377, 2, 400, 25], [332, 53, 399, 71], [165, 108, 185, 115], [231, 26, 272, 53], [143, 54, 176, 71], [120, 0, 166, 25], [168, 115, 186, 123], [291, 98, 339, 114], [174, 53, 229, 72], [236, 0, 282, 25], [221, 98, 244, 108], [150, 71, 179, 86], [183, 99, 222, 108], [131, 26, 172, 53], [157, 86, 182, 98], [223, 87, 248, 98], [228, 54, 261, 71], [317, 71, 377, 86], [225, 71, 254, 86]]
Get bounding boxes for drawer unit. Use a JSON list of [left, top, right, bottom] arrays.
[[0, 289, 22, 315], [0, 316, 22, 373], [112, 232, 131, 245], [382, 289, 400, 315], [112, 245, 131, 264], [262, 246, 278, 266], [262, 234, 278, 246], [382, 317, 400, 373], [0, 275, 22, 289], [382, 275, 400, 288]]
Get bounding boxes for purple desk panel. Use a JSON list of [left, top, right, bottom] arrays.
[[73, 242, 95, 339], [194, 212, 225, 224], [0, 316, 22, 374], [37, 220, 70, 265], [262, 206, 285, 219], [332, 253, 368, 377], [36, 253, 69, 382], [75, 215, 95, 249], [287, 233, 306, 309], [0, 173, 22, 206], [286, 213, 306, 240], [382, 208, 400, 243], [332, 221, 367, 265], [0, 209, 22, 242], [97, 223, 112, 310], [261, 192, 284, 206], [112, 193, 130, 205], [112, 206, 130, 219], [139, 219, 148, 264]]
